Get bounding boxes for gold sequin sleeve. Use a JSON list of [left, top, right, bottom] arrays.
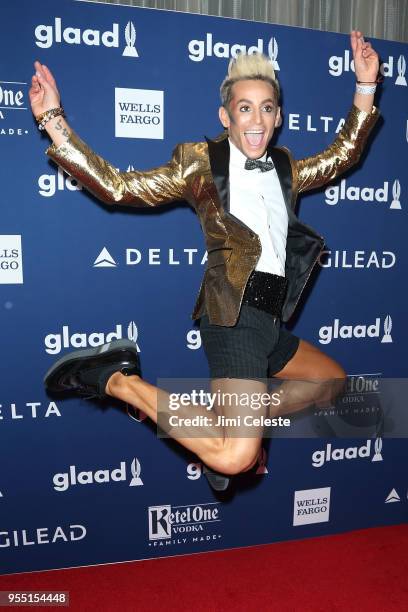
[[293, 105, 379, 194], [46, 132, 187, 206]]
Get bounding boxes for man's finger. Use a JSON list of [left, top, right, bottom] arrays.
[[42, 64, 57, 88]]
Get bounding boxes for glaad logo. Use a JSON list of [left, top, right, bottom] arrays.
[[148, 502, 221, 545], [312, 438, 383, 468], [44, 321, 140, 355], [0, 235, 23, 284], [115, 88, 163, 139], [318, 316, 393, 345], [318, 250, 396, 270], [34, 17, 139, 58], [293, 487, 331, 526], [38, 166, 82, 197], [328, 49, 407, 86], [187, 329, 202, 350], [324, 178, 402, 210], [52, 458, 143, 492], [188, 33, 280, 67], [0, 525, 86, 548]]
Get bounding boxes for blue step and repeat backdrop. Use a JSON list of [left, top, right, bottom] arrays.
[[1, 0, 407, 574]]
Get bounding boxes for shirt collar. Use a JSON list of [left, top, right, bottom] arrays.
[[229, 138, 268, 169]]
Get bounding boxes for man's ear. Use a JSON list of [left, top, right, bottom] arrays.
[[219, 106, 230, 129], [274, 107, 282, 128]]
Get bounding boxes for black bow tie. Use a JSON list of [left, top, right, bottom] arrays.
[[244, 158, 274, 172]]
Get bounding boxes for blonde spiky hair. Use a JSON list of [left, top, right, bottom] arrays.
[[220, 52, 280, 109]]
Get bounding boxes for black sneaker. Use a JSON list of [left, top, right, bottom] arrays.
[[44, 339, 141, 399]]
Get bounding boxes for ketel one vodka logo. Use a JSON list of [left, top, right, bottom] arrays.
[[34, 17, 138, 58], [312, 438, 383, 468], [148, 503, 220, 541], [44, 321, 140, 354], [0, 82, 26, 112], [318, 315, 393, 345], [52, 458, 143, 492], [0, 81, 30, 137]]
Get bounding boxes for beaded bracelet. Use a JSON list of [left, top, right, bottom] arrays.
[[36, 106, 65, 131], [355, 83, 377, 95]]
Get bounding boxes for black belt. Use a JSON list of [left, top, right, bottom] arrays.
[[242, 270, 288, 318]]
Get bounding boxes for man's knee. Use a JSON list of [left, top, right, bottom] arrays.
[[206, 443, 260, 476]]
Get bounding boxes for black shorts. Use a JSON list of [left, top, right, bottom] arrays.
[[199, 305, 300, 380]]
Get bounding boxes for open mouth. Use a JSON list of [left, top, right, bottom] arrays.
[[244, 130, 264, 147]]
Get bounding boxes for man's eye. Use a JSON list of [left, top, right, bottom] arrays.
[[263, 105, 274, 112], [239, 105, 250, 112]]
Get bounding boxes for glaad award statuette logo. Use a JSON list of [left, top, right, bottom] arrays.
[[390, 180, 401, 210], [372, 437, 383, 462], [395, 55, 407, 86], [381, 315, 392, 343], [122, 21, 138, 57], [255, 447, 269, 475], [127, 320, 140, 350], [267, 37, 280, 70], [129, 458, 143, 486]]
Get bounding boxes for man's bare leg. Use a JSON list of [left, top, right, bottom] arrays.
[[270, 339, 347, 417], [106, 374, 267, 475]]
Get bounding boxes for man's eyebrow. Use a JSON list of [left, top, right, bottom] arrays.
[[235, 98, 276, 105]]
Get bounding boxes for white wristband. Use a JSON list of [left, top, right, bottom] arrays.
[[356, 83, 376, 95]]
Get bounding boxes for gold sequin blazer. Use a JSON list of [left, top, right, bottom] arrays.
[[47, 104, 379, 326]]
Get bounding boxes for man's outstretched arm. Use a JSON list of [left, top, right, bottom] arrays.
[[294, 30, 380, 195], [29, 62, 187, 207]]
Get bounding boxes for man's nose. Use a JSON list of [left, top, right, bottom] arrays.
[[253, 109, 263, 124]]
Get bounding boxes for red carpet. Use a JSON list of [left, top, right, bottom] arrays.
[[1, 524, 407, 611]]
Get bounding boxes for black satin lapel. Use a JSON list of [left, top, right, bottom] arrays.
[[205, 135, 230, 212], [268, 146, 293, 213]]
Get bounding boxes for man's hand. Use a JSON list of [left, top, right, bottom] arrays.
[[29, 61, 61, 118], [351, 30, 379, 82], [29, 61, 71, 146]]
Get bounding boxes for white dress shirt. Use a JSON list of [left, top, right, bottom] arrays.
[[228, 139, 288, 277]]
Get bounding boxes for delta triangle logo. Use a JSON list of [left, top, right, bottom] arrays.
[[385, 488, 400, 503], [93, 247, 117, 268]]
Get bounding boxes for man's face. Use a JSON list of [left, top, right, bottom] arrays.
[[219, 79, 281, 159]]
